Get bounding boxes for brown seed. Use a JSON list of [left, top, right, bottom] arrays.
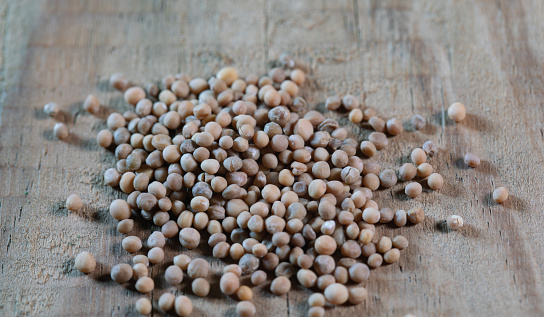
[[236, 301, 256, 317], [427, 173, 444, 190], [448, 102, 466, 122], [220, 272, 240, 295], [407, 207, 425, 224], [174, 295, 193, 316], [399, 163, 417, 181]]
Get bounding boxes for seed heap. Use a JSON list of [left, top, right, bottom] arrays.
[[47, 58, 510, 316]]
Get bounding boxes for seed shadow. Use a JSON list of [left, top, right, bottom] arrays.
[[96, 79, 112, 92], [50, 201, 69, 217], [393, 189, 411, 202], [59, 257, 77, 276], [463, 113, 491, 132], [454, 157, 470, 170], [432, 110, 453, 128], [435, 220, 449, 233]]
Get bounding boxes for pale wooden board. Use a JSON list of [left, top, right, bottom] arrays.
[[1, 0, 544, 316]]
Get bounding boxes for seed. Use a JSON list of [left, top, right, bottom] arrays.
[[386, 118, 403, 135], [362, 208, 380, 224], [117, 219, 134, 234], [422, 140, 438, 156], [135, 298, 152, 315], [217, 67, 238, 85], [308, 293, 326, 307], [250, 270, 267, 286], [368, 132, 388, 150], [379, 169, 397, 188], [407, 207, 425, 224], [187, 258, 209, 279], [192, 278, 210, 297], [66, 194, 82, 211], [324, 283, 349, 305], [74, 251, 96, 273], [297, 269, 318, 288], [122, 236, 142, 253], [377, 236, 392, 254], [446, 215, 464, 230], [369, 116, 386, 132], [314, 235, 336, 255], [493, 187, 508, 203], [348, 287, 368, 304], [179, 228, 201, 249], [133, 263, 148, 280], [410, 114, 425, 130], [392, 235, 409, 249], [54, 123, 69, 140], [97, 129, 113, 148], [174, 295, 193, 316], [220, 272, 240, 295], [405, 182, 422, 198], [110, 199, 131, 220], [237, 285, 253, 301], [308, 307, 325, 317], [236, 301, 256, 317], [411, 148, 426, 166], [367, 253, 383, 268], [135, 276, 154, 293], [464, 152, 480, 168], [349, 109, 363, 123], [416, 163, 433, 178], [427, 173, 444, 190], [290, 69, 306, 86], [271, 276, 291, 295], [326, 96, 342, 111], [165, 265, 183, 285], [111, 264, 133, 283], [158, 293, 175, 311], [44, 102, 60, 117], [348, 263, 369, 283], [394, 210, 407, 227], [173, 254, 191, 270], [384, 248, 401, 263], [448, 102, 466, 122]]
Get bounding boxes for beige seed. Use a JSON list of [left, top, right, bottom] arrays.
[[192, 278, 210, 297], [158, 293, 175, 311], [74, 251, 96, 273], [324, 283, 349, 305], [493, 187, 508, 203], [220, 272, 240, 295], [405, 182, 422, 198], [135, 276, 154, 293], [448, 102, 466, 122], [348, 287, 368, 304], [236, 301, 256, 317], [411, 148, 426, 166], [416, 163, 433, 178], [174, 295, 193, 316], [270, 276, 291, 295], [135, 298, 152, 315], [122, 236, 142, 253], [66, 194, 82, 211], [54, 123, 69, 140], [427, 173, 444, 190], [446, 215, 464, 230]]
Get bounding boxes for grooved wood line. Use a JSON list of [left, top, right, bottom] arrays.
[[1, 0, 544, 316]]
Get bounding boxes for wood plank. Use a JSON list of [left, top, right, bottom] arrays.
[[1, 0, 544, 316]]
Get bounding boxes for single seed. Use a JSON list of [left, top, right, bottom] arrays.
[[175, 295, 193, 316], [464, 152, 480, 168], [448, 102, 466, 122], [493, 187, 509, 203], [74, 251, 96, 273], [324, 283, 349, 305], [192, 278, 210, 297], [135, 276, 154, 293], [410, 114, 425, 130], [407, 207, 425, 224], [427, 173, 444, 190], [411, 148, 426, 166], [236, 301, 256, 317], [135, 298, 152, 315], [66, 194, 82, 211], [270, 276, 291, 295], [446, 215, 464, 230], [54, 123, 69, 140], [111, 264, 133, 283], [405, 182, 422, 198]]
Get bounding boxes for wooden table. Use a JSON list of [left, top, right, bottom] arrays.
[[1, 0, 544, 316]]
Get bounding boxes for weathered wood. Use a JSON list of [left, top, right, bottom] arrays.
[[1, 0, 544, 316]]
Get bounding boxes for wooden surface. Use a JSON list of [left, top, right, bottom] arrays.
[[1, 0, 544, 316]]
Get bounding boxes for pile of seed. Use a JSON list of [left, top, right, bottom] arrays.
[[48, 56, 508, 316]]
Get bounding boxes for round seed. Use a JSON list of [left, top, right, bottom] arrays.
[[446, 215, 464, 230], [493, 187, 509, 203], [74, 251, 96, 273], [324, 283, 349, 305], [448, 102, 466, 122]]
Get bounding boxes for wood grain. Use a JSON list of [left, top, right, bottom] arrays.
[[1, 0, 544, 316]]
